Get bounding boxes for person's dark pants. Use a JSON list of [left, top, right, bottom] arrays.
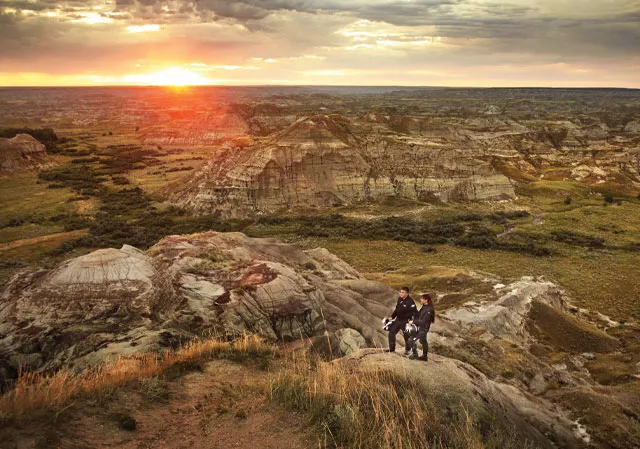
[[410, 328, 428, 356], [388, 320, 410, 352]]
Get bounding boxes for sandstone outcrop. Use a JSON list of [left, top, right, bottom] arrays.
[[439, 276, 620, 351], [0, 232, 396, 384], [169, 115, 517, 217], [168, 110, 640, 217], [341, 349, 586, 449], [0, 134, 49, 172]]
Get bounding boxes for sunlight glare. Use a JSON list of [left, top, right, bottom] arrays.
[[131, 67, 213, 86]]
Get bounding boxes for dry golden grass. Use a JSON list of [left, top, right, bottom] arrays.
[[0, 333, 274, 419], [269, 352, 533, 449]]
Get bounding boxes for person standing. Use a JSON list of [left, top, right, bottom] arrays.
[[408, 293, 435, 361], [385, 286, 417, 354]]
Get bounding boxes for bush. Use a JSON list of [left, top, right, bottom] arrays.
[[564, 197, 572, 205], [604, 195, 614, 204], [38, 166, 106, 194], [551, 230, 605, 248], [489, 211, 530, 224]]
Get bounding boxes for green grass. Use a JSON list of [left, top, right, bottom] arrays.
[[305, 239, 640, 321], [0, 224, 64, 244], [0, 171, 77, 226]]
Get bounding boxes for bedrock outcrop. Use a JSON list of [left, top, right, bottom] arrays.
[[168, 112, 640, 217], [0, 232, 396, 382], [0, 134, 49, 172], [342, 349, 585, 449], [168, 115, 516, 217]]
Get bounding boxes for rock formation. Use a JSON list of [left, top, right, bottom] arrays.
[[0, 232, 396, 383], [0, 134, 49, 172], [342, 349, 585, 449], [169, 115, 516, 217], [1, 232, 634, 447], [168, 110, 640, 217]]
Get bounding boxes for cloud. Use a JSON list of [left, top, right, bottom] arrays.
[[0, 0, 639, 86]]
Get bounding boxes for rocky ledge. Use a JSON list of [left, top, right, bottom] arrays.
[[0, 232, 395, 382]]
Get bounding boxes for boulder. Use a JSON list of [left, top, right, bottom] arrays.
[[333, 328, 366, 355]]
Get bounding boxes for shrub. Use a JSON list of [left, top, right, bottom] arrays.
[[564, 197, 572, 205], [551, 230, 605, 248], [38, 166, 106, 194]]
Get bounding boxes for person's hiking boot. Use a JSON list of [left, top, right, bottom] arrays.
[[418, 355, 429, 361], [403, 350, 412, 356], [409, 353, 419, 360], [384, 348, 395, 353]]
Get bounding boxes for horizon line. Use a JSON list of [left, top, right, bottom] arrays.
[[0, 84, 639, 90]]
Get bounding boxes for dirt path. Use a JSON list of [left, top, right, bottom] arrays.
[[0, 229, 87, 251], [4, 359, 318, 449]]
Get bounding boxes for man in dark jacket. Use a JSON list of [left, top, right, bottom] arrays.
[[385, 286, 417, 354], [408, 293, 435, 361]]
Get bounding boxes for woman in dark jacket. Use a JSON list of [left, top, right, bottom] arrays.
[[408, 293, 435, 361]]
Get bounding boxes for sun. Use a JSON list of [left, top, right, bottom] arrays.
[[143, 67, 212, 86]]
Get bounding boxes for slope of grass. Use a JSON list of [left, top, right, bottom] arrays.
[[0, 334, 274, 420], [270, 352, 537, 449], [308, 239, 640, 320]]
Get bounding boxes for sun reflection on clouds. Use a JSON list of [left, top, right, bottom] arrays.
[[71, 12, 113, 24], [126, 24, 161, 33], [338, 19, 442, 51]]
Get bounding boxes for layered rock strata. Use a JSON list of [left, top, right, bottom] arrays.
[[0, 232, 396, 382], [169, 112, 640, 217], [169, 115, 516, 217]]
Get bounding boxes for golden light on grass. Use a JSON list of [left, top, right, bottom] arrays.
[[0, 334, 274, 419]]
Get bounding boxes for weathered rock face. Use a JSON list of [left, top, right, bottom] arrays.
[[140, 112, 250, 146], [439, 276, 620, 351], [0, 232, 396, 382], [168, 112, 640, 217], [169, 115, 516, 217], [0, 134, 48, 172], [342, 349, 586, 449]]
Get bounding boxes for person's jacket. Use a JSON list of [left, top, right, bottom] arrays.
[[391, 295, 417, 321], [413, 304, 435, 332]]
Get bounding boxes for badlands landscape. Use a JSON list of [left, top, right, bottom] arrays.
[[1, 86, 640, 448]]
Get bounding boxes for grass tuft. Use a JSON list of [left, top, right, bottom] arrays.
[[0, 333, 275, 420], [269, 352, 536, 449]]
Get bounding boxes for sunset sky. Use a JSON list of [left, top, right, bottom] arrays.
[[0, 0, 639, 87]]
